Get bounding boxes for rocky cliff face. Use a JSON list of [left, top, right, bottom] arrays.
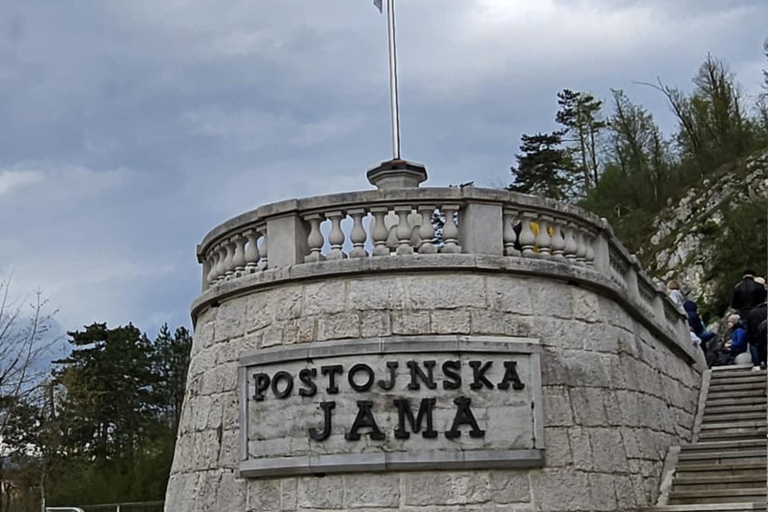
[[641, 149, 768, 310]]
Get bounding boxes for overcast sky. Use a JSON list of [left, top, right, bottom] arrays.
[[0, 0, 766, 341]]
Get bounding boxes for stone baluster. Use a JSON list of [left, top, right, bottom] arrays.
[[304, 214, 326, 263], [223, 239, 236, 279], [503, 209, 520, 257], [207, 249, 219, 285], [550, 219, 566, 260], [440, 205, 462, 254], [232, 234, 247, 277], [370, 207, 390, 257], [257, 223, 268, 269], [563, 221, 578, 261], [325, 211, 347, 260], [215, 245, 228, 282], [244, 229, 261, 273], [348, 208, 369, 258], [418, 205, 437, 254], [394, 206, 414, 255], [584, 231, 596, 266], [409, 210, 422, 249], [574, 227, 587, 264], [518, 212, 537, 257], [535, 215, 553, 257]]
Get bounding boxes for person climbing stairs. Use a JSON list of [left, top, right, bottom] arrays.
[[641, 364, 766, 511]]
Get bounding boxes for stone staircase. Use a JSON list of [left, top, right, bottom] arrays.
[[641, 365, 767, 511]]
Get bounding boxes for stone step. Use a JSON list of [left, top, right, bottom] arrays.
[[703, 403, 766, 416], [700, 420, 766, 431], [674, 461, 766, 479], [710, 367, 766, 377], [669, 488, 767, 505], [680, 439, 766, 452], [677, 449, 766, 465], [709, 374, 767, 384], [711, 364, 759, 373], [673, 473, 766, 492], [704, 390, 766, 400], [698, 429, 766, 442], [640, 502, 767, 511], [703, 411, 767, 422], [705, 396, 767, 408], [708, 383, 767, 394]]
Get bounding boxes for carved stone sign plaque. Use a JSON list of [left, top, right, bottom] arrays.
[[238, 336, 544, 478]]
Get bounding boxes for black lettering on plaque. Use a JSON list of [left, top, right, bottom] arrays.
[[345, 400, 385, 441], [299, 368, 318, 397], [393, 398, 437, 439], [348, 363, 374, 392], [252, 373, 270, 401], [378, 361, 398, 391], [445, 397, 485, 439], [498, 361, 525, 391], [321, 365, 344, 394], [308, 401, 335, 441], [271, 371, 294, 399], [469, 360, 494, 390], [442, 360, 462, 390], [407, 360, 437, 390]]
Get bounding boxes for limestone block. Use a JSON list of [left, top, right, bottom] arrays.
[[305, 281, 347, 315], [344, 474, 400, 508], [221, 392, 239, 431], [165, 473, 200, 510], [195, 317, 216, 351], [247, 478, 282, 511], [469, 310, 521, 336], [317, 311, 360, 341], [589, 428, 629, 473], [404, 472, 491, 506], [588, 473, 618, 511], [216, 470, 246, 512], [283, 317, 316, 344], [195, 471, 222, 511], [620, 428, 642, 459], [542, 387, 574, 427], [568, 427, 594, 471], [613, 474, 637, 510], [281, 478, 298, 511], [430, 309, 471, 334], [407, 275, 487, 310], [613, 390, 641, 427], [297, 475, 345, 509], [583, 324, 622, 354], [214, 300, 247, 343], [533, 281, 573, 320], [530, 317, 585, 351], [359, 310, 392, 338], [348, 278, 406, 310], [543, 428, 571, 467], [390, 310, 430, 335], [530, 469, 591, 511], [489, 470, 531, 503], [487, 278, 534, 315], [544, 350, 610, 389], [598, 354, 626, 390], [571, 288, 601, 323], [218, 429, 238, 469], [601, 390, 624, 426], [201, 362, 238, 395], [597, 296, 633, 331]]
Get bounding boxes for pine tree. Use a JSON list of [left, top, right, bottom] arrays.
[[508, 131, 574, 201], [555, 89, 606, 193]]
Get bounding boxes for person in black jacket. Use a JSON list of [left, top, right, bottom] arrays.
[[683, 300, 716, 352], [746, 288, 767, 366], [732, 269, 765, 319]]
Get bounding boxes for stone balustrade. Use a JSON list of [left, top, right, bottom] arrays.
[[195, 184, 690, 349]]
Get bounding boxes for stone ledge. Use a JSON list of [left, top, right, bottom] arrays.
[[191, 254, 701, 368], [239, 449, 545, 479]]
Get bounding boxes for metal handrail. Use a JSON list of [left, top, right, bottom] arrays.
[[46, 508, 85, 512]]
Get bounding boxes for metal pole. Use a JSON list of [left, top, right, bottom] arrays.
[[386, 0, 401, 160]]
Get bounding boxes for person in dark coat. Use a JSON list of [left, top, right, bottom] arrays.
[[746, 289, 767, 366], [683, 300, 715, 351], [732, 269, 766, 319]]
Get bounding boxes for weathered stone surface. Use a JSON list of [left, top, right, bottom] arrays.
[[168, 270, 701, 512], [344, 474, 400, 508]]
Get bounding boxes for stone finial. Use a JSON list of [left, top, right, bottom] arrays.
[[367, 159, 428, 190]]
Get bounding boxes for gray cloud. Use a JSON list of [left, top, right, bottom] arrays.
[[0, 0, 765, 337]]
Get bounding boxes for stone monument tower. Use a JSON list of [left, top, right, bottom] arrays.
[[165, 161, 704, 511]]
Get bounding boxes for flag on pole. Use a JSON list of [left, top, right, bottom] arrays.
[[373, 0, 382, 13]]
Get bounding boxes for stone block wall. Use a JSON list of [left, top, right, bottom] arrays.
[[166, 270, 701, 512]]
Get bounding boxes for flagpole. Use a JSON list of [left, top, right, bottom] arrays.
[[386, 0, 401, 160]]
